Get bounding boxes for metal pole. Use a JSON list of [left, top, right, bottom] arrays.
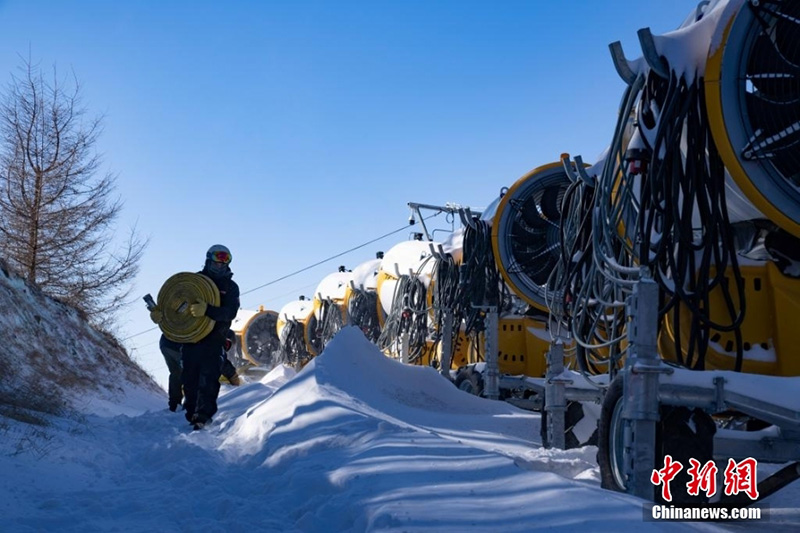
[[440, 308, 454, 380], [400, 330, 410, 365], [545, 341, 567, 449], [484, 308, 499, 400], [623, 273, 663, 500]]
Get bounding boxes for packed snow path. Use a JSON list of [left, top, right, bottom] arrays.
[[2, 328, 797, 532]]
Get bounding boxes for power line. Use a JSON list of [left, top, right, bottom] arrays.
[[122, 216, 438, 343], [241, 281, 319, 309], [123, 325, 159, 341], [239, 218, 436, 297]]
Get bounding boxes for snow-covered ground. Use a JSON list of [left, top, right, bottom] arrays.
[[1, 327, 797, 532]]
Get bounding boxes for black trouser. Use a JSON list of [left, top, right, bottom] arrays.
[[161, 344, 183, 406], [221, 354, 236, 380], [182, 341, 223, 422]]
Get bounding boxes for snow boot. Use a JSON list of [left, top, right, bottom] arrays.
[[191, 414, 211, 431]]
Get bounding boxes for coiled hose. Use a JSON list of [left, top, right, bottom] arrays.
[[280, 319, 311, 367], [157, 272, 220, 343], [317, 299, 344, 349]]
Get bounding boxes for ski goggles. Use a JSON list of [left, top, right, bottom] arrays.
[[208, 250, 232, 264]]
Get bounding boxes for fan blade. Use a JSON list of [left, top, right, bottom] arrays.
[[514, 197, 549, 229], [511, 220, 548, 245], [540, 186, 563, 221]]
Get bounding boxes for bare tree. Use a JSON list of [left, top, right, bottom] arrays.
[[0, 58, 146, 324]]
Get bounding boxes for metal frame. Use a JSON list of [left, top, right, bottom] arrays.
[[615, 275, 799, 500], [533, 272, 800, 500]]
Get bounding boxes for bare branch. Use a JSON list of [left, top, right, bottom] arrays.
[[0, 57, 148, 324]]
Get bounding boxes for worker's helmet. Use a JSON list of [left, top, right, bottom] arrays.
[[205, 244, 232, 278], [206, 244, 232, 264]]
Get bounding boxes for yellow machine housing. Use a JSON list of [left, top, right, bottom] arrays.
[[467, 316, 567, 378], [659, 262, 800, 377], [409, 330, 471, 370]]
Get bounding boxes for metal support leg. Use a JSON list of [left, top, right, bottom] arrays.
[[545, 341, 567, 450], [484, 308, 499, 400], [400, 331, 410, 364], [623, 274, 663, 500], [440, 308, 453, 379]]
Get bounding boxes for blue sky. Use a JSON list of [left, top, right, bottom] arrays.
[[0, 0, 699, 387]]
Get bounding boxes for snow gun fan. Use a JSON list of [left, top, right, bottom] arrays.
[[706, 0, 800, 238], [156, 272, 220, 343], [240, 309, 282, 368], [491, 162, 570, 312]]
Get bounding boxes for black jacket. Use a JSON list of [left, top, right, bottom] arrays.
[[198, 266, 240, 346]]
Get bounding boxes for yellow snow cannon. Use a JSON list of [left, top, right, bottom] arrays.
[[375, 239, 437, 327], [342, 255, 383, 343], [155, 272, 220, 343], [229, 308, 261, 365], [276, 297, 317, 368], [593, 0, 800, 501], [491, 162, 572, 313], [237, 308, 282, 369], [375, 238, 441, 365], [628, 0, 800, 377], [312, 266, 354, 350]]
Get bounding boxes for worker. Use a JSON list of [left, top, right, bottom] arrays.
[[149, 244, 240, 430]]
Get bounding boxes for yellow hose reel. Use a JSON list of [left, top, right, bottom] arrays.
[[156, 272, 220, 343]]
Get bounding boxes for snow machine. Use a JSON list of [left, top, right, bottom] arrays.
[[277, 297, 317, 369], [545, 0, 800, 504], [311, 267, 353, 353]]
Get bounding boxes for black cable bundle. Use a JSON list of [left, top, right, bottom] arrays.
[[377, 275, 429, 363], [316, 299, 344, 350], [637, 71, 746, 371], [458, 220, 506, 336], [558, 177, 624, 375], [430, 251, 462, 367], [347, 288, 381, 343], [279, 319, 311, 367]]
